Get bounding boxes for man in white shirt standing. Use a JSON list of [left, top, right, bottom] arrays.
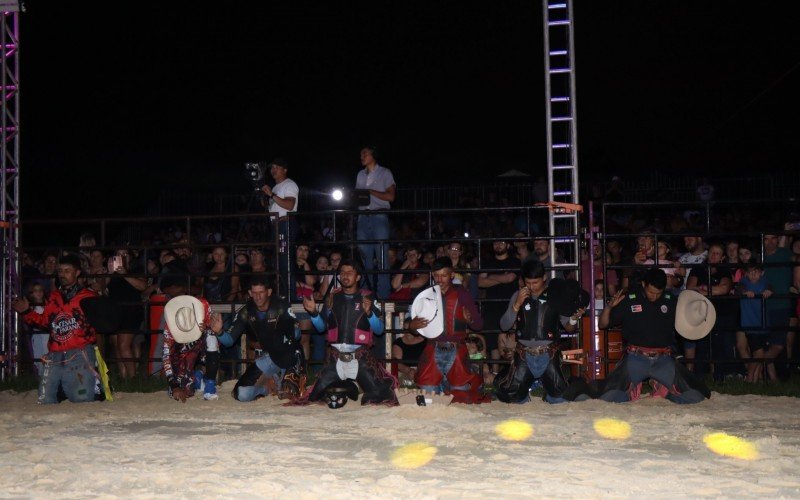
[[355, 146, 395, 300], [261, 158, 299, 298]]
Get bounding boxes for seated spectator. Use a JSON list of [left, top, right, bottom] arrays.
[[446, 241, 474, 293], [512, 232, 531, 262], [234, 250, 252, 292], [23, 282, 48, 379], [390, 245, 428, 300], [313, 253, 334, 301], [392, 330, 426, 387], [643, 240, 680, 291], [35, 249, 59, 294]]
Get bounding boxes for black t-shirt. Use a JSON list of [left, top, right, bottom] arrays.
[[609, 286, 676, 348], [483, 255, 521, 300], [693, 263, 737, 318], [392, 337, 426, 366]]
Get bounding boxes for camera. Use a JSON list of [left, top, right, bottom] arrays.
[[244, 161, 267, 192]]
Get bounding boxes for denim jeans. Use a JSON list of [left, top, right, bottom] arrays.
[[30, 333, 49, 379], [235, 354, 284, 402], [525, 352, 567, 404], [418, 346, 469, 393], [38, 345, 97, 404], [601, 352, 704, 404], [357, 213, 390, 299]]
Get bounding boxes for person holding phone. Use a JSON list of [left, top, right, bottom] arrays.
[[107, 249, 148, 379]]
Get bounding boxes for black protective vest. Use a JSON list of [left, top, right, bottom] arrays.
[[326, 290, 378, 345], [515, 291, 561, 342], [239, 300, 297, 368]]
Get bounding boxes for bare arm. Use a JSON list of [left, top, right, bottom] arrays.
[[370, 183, 396, 203]]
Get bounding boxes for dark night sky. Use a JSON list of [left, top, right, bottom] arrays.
[[18, 1, 800, 218]]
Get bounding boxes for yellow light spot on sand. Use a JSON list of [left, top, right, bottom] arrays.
[[593, 418, 632, 440], [703, 432, 759, 460], [391, 442, 438, 469], [495, 419, 534, 441]]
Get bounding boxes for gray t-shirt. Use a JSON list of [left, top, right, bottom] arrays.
[[356, 164, 395, 210]]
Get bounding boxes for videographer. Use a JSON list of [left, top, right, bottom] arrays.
[[260, 158, 298, 298]]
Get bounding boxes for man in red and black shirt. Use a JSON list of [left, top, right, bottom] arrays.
[[411, 257, 487, 403], [13, 254, 98, 404]]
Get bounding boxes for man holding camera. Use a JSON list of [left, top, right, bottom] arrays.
[[261, 158, 298, 298]]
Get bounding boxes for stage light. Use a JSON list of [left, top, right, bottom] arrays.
[[495, 419, 533, 441], [464, 232, 470, 238], [391, 442, 437, 469], [323, 188, 370, 208], [703, 432, 759, 460], [593, 418, 631, 440]]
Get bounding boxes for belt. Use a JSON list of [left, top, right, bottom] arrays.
[[338, 352, 355, 362], [517, 345, 552, 356], [333, 346, 364, 362], [434, 341, 458, 351], [627, 345, 671, 358]]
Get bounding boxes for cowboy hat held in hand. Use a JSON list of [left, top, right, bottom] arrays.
[[675, 290, 716, 340], [164, 295, 205, 344]]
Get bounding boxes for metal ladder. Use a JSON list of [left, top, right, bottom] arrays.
[[542, 0, 580, 273]]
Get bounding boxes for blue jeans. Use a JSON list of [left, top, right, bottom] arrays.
[[38, 345, 97, 404], [235, 354, 284, 402], [357, 213, 390, 299], [418, 346, 469, 393], [601, 352, 704, 404], [525, 352, 567, 404]]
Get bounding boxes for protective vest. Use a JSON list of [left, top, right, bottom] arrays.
[[239, 299, 297, 368], [515, 289, 561, 342], [325, 289, 377, 346]]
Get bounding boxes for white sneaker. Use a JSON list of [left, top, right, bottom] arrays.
[[203, 392, 219, 401]]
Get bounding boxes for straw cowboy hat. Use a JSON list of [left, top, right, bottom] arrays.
[[675, 290, 716, 340], [410, 285, 444, 339], [164, 295, 205, 344]]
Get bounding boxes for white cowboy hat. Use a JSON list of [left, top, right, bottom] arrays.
[[164, 295, 205, 344], [675, 290, 716, 340], [410, 285, 444, 339]]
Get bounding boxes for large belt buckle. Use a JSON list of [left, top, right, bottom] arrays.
[[338, 352, 355, 362], [525, 345, 547, 356]]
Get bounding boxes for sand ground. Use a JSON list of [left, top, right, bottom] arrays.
[[1, 389, 799, 499]]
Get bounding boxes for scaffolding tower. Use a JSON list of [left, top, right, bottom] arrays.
[[1, 5, 21, 378]]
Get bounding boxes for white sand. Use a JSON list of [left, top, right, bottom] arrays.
[[1, 388, 799, 498]]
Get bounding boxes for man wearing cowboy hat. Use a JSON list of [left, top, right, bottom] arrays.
[[211, 276, 306, 401], [597, 268, 710, 404], [162, 295, 223, 402]]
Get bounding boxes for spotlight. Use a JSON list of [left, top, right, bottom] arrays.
[[324, 188, 370, 208], [463, 232, 470, 238]]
